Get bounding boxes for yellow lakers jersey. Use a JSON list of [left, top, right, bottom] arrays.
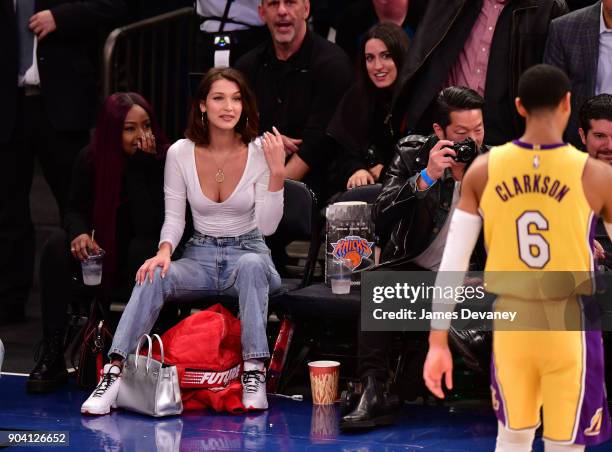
[[480, 143, 608, 445], [480, 142, 595, 273]]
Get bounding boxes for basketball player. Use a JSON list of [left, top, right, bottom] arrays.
[[423, 64, 612, 451]]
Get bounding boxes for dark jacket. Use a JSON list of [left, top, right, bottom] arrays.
[[391, 0, 568, 146], [0, 0, 127, 142], [64, 147, 165, 283], [327, 83, 396, 192], [373, 135, 487, 268], [235, 30, 354, 201], [544, 1, 601, 147]]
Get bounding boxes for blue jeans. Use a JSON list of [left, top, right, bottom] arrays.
[[109, 229, 282, 361]]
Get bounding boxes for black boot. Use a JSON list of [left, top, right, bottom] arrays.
[[340, 383, 362, 417], [340, 376, 397, 431], [26, 330, 68, 393]]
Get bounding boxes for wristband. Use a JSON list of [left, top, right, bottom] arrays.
[[420, 168, 436, 187]]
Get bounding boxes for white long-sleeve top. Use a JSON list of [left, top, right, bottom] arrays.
[[159, 138, 284, 253]]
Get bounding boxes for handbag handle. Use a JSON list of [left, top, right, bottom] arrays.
[[151, 334, 165, 366], [134, 334, 153, 371]]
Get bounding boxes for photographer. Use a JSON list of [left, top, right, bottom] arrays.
[[375, 86, 488, 266], [341, 86, 488, 431]]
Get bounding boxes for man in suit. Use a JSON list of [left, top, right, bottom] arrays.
[[544, 0, 612, 147], [0, 0, 126, 325]]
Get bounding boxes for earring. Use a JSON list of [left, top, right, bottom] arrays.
[[201, 111, 207, 126]]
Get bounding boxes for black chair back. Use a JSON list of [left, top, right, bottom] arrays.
[[270, 180, 320, 287], [274, 180, 317, 240]]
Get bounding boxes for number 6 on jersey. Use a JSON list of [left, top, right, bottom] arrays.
[[516, 211, 550, 269]]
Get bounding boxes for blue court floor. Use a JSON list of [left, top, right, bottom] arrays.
[[0, 374, 610, 451]]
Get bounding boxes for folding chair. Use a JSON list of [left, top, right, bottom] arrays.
[[279, 183, 383, 317]]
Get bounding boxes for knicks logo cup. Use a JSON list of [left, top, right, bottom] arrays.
[[331, 235, 374, 270]]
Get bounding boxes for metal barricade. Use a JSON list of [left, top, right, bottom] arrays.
[[103, 7, 197, 140]]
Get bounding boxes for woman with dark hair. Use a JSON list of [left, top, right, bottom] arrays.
[[27, 92, 169, 394], [328, 22, 410, 191], [81, 67, 285, 415]]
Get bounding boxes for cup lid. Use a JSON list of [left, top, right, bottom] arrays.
[[86, 249, 105, 259], [308, 360, 340, 368]]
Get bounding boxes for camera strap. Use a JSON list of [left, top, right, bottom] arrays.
[[219, 0, 236, 33]]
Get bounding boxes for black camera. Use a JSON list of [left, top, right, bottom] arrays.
[[449, 137, 478, 163]]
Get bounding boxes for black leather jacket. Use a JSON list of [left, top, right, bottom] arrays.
[[373, 134, 487, 268]]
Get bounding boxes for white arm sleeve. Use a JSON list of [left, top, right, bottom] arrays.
[[431, 208, 483, 330], [254, 151, 284, 236], [158, 145, 187, 254]]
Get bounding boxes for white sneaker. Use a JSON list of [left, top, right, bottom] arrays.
[[242, 362, 268, 410], [81, 364, 122, 415]]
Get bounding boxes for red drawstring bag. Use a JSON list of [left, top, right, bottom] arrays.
[[147, 304, 245, 413]]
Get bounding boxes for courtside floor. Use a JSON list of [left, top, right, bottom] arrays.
[[1, 374, 610, 451]]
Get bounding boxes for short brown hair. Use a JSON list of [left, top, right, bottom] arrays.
[[185, 67, 259, 146]]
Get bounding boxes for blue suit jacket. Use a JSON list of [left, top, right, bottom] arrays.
[[544, 1, 601, 147]]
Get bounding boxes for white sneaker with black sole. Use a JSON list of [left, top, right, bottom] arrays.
[[242, 362, 268, 410], [81, 364, 122, 415]]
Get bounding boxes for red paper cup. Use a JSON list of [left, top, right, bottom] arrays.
[[308, 360, 340, 405]]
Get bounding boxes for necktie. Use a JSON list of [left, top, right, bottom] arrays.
[[16, 0, 35, 77]]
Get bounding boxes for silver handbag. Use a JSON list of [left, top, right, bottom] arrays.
[[116, 334, 183, 417]]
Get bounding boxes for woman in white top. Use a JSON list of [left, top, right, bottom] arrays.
[[81, 68, 286, 414]]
